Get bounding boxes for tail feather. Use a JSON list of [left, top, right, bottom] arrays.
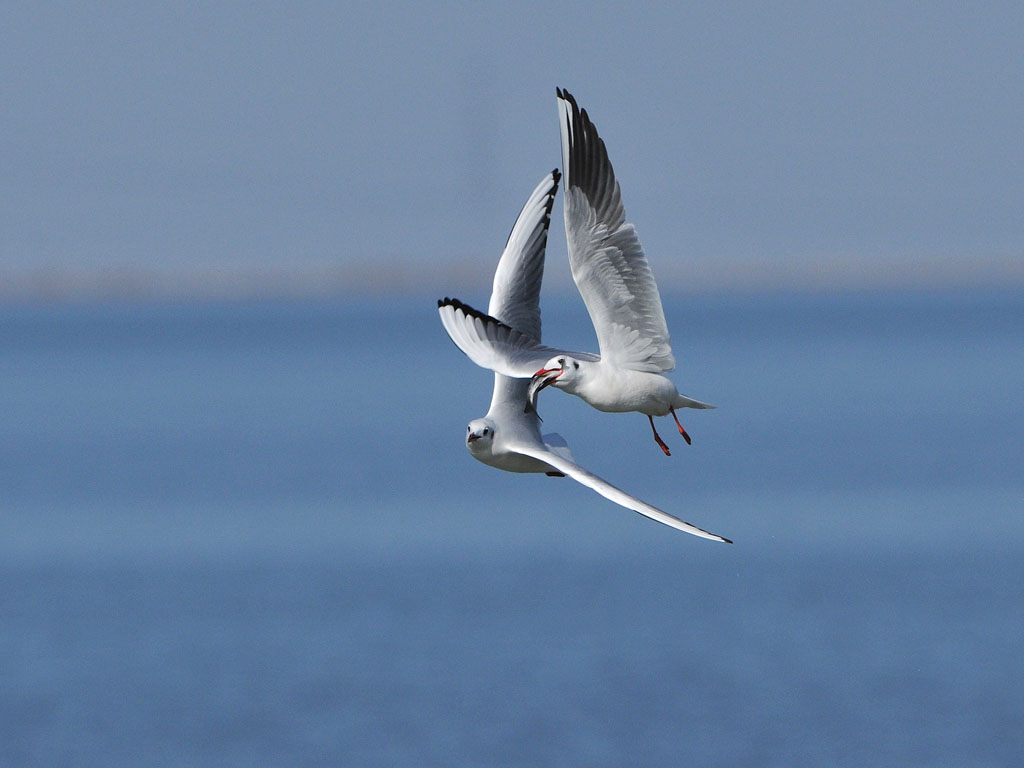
[[675, 394, 715, 410]]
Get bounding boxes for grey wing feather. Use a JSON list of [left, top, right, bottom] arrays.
[[438, 298, 598, 377], [557, 88, 675, 373], [488, 170, 560, 340]]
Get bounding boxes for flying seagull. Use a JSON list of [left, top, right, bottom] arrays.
[[438, 88, 713, 456], [439, 169, 730, 542]]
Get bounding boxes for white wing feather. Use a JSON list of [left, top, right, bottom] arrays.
[[558, 88, 675, 373], [488, 170, 560, 339], [438, 298, 598, 378], [508, 439, 731, 542]]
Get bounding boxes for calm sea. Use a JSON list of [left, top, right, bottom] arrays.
[[1, 290, 1021, 767]]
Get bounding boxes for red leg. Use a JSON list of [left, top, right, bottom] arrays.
[[670, 407, 692, 445], [649, 415, 671, 456]]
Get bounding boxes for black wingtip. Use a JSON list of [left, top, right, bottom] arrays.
[[543, 170, 560, 220], [721, 536, 734, 545], [438, 297, 513, 333]]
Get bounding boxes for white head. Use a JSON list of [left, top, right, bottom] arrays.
[[526, 355, 582, 411], [465, 417, 496, 457]]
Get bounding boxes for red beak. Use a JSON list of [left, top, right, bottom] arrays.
[[526, 367, 563, 414]]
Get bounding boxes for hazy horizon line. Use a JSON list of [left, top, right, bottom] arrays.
[[1, 254, 1021, 303]]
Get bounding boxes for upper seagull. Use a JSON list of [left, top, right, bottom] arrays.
[[438, 88, 713, 456], [440, 169, 729, 542]]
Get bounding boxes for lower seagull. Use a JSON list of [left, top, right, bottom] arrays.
[[440, 169, 730, 543]]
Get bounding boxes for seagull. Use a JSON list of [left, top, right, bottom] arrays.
[[440, 169, 730, 542], [438, 88, 713, 457]]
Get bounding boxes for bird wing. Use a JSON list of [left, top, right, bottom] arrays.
[[540, 431, 575, 464], [438, 297, 598, 378], [487, 170, 560, 341], [557, 87, 675, 373], [508, 438, 731, 542]]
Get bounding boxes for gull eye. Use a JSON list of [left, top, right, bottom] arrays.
[[558, 357, 565, 366]]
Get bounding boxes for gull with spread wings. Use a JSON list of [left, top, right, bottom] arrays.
[[438, 88, 712, 456], [439, 169, 729, 542]]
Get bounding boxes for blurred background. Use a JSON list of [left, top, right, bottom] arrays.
[[1, 3, 1022, 766], [3, 1, 1022, 298]]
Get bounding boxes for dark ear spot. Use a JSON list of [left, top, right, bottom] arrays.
[[573, 361, 579, 369]]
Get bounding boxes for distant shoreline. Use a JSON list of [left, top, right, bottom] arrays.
[[1, 255, 1021, 304]]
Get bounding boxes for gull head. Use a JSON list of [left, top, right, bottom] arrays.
[[526, 355, 580, 412], [466, 418, 496, 455]]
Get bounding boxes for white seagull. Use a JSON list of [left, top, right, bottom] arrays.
[[440, 169, 730, 542], [438, 88, 713, 456]]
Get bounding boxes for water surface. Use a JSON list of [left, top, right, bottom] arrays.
[[1, 290, 1021, 766]]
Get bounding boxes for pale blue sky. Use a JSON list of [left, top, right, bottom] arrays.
[[2, 2, 1022, 298]]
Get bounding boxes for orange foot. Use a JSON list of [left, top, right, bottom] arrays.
[[649, 415, 672, 456], [670, 407, 692, 445]]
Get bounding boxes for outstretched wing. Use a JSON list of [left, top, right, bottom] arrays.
[[508, 438, 731, 542], [487, 170, 560, 340], [558, 87, 675, 373], [438, 297, 598, 378]]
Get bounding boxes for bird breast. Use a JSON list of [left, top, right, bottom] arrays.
[[576, 365, 677, 415]]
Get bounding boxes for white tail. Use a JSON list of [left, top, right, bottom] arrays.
[[675, 394, 715, 410]]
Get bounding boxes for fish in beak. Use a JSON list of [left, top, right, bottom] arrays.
[[525, 367, 563, 414]]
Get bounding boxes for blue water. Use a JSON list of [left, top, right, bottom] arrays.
[[2, 290, 1022, 766]]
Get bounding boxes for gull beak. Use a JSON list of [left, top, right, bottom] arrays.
[[467, 432, 481, 443], [525, 368, 562, 414]]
